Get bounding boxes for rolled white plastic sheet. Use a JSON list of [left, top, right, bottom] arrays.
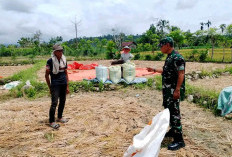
[[124, 109, 170, 157]]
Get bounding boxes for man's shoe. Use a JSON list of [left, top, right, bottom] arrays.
[[167, 141, 185, 151]]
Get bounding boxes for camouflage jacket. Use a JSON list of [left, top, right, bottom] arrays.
[[162, 50, 185, 100]]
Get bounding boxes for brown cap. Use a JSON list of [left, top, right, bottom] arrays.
[[53, 44, 63, 52]]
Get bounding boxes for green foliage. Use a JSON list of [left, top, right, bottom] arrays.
[[98, 81, 104, 92], [185, 83, 220, 115], [44, 132, 55, 142], [132, 83, 146, 89], [199, 50, 208, 62], [8, 61, 45, 82], [153, 52, 164, 61], [188, 49, 199, 61], [106, 51, 116, 59], [154, 75, 162, 90], [24, 88, 36, 98], [146, 78, 154, 87], [134, 53, 140, 60], [28, 54, 36, 63], [145, 54, 152, 60]]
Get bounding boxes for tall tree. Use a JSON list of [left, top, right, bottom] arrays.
[[225, 24, 232, 62], [219, 24, 226, 34], [111, 28, 125, 51], [200, 22, 204, 30], [205, 20, 212, 30], [169, 29, 185, 49], [207, 28, 219, 59], [72, 17, 81, 48], [33, 30, 42, 44], [157, 19, 169, 37], [145, 30, 159, 54], [226, 24, 232, 36], [17, 37, 32, 47]]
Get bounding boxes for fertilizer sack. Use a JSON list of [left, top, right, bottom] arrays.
[[95, 65, 108, 83], [124, 109, 170, 157], [109, 65, 121, 84], [122, 62, 135, 83]]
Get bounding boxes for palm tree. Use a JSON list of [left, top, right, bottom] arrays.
[[208, 28, 219, 59], [220, 24, 226, 34], [205, 20, 212, 30], [157, 19, 169, 37], [200, 22, 204, 30]]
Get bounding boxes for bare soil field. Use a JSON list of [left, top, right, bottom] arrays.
[[188, 75, 232, 92], [0, 64, 33, 78], [1, 60, 232, 157], [0, 89, 231, 157]]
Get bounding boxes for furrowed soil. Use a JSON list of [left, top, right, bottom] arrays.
[[0, 60, 232, 157]]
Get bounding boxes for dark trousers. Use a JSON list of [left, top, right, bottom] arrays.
[[49, 84, 67, 123]]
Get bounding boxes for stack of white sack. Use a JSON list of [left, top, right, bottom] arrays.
[[108, 65, 121, 84], [95, 65, 108, 83], [122, 61, 136, 83]]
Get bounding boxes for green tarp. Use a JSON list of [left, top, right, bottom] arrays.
[[218, 86, 232, 116]]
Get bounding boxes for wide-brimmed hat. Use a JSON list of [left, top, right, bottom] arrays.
[[123, 46, 130, 49], [53, 44, 63, 52]]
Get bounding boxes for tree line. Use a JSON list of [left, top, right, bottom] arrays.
[[0, 19, 232, 61]]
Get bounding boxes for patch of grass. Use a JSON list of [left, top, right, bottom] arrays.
[[0, 61, 48, 100], [44, 132, 55, 142], [5, 60, 45, 82]]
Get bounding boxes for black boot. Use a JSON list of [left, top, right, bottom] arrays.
[[168, 134, 185, 151], [165, 129, 174, 137]]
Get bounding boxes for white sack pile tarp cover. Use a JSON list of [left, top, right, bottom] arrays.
[[124, 108, 170, 157]]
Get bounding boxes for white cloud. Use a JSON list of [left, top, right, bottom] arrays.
[[0, 0, 232, 44], [176, 0, 199, 10]]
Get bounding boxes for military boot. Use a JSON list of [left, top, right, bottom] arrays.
[[167, 134, 185, 151], [165, 129, 175, 137]]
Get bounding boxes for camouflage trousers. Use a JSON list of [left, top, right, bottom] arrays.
[[163, 89, 183, 135]]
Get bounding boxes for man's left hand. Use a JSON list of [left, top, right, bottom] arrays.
[[66, 86, 70, 94], [173, 89, 180, 100]]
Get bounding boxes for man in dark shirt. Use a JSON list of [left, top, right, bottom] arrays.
[[45, 44, 69, 129], [147, 37, 185, 150]]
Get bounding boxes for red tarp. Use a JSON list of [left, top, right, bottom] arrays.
[[68, 68, 160, 81], [68, 62, 98, 70]]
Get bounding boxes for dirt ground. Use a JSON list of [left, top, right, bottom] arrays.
[[1, 60, 232, 157], [0, 89, 231, 157], [188, 75, 232, 92], [0, 64, 33, 78]]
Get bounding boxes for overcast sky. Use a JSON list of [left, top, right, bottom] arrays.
[[0, 0, 231, 44]]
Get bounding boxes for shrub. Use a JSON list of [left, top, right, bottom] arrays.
[[145, 54, 152, 61], [199, 50, 208, 62], [106, 51, 116, 59], [153, 52, 164, 61], [134, 53, 140, 60], [188, 49, 198, 61]]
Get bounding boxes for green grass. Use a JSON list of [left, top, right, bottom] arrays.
[[139, 48, 232, 62], [1, 60, 48, 100], [153, 75, 221, 116]]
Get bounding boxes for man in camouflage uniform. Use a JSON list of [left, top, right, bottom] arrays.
[[147, 37, 185, 150]]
